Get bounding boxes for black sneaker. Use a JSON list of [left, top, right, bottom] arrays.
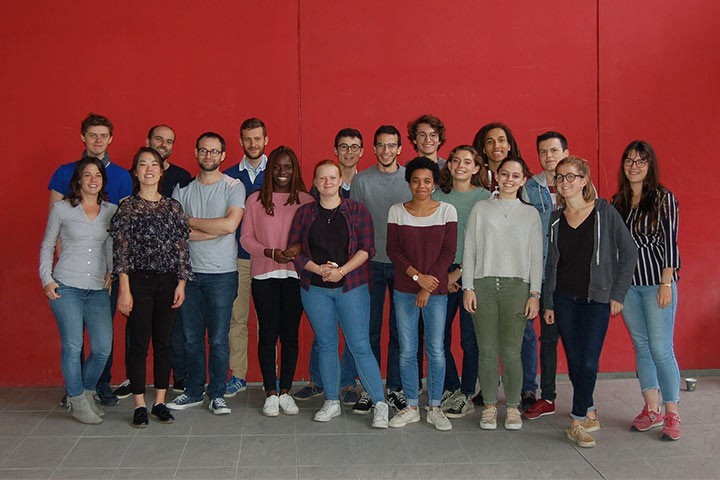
[[521, 391, 537, 411], [132, 406, 149, 428], [113, 379, 132, 399], [472, 390, 484, 407], [151, 403, 175, 423], [352, 391, 373, 415], [59, 393, 69, 408], [172, 378, 185, 393], [387, 389, 407, 411], [95, 383, 119, 406]]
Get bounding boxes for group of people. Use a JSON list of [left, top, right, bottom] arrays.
[[40, 113, 682, 447]]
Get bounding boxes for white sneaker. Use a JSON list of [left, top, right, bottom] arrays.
[[314, 400, 341, 422], [263, 395, 280, 417], [388, 406, 420, 428], [505, 407, 523, 430], [209, 398, 231, 415], [480, 406, 498, 430], [372, 401, 389, 429], [427, 406, 452, 431], [279, 393, 299, 415]]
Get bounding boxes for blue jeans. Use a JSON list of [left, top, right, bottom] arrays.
[[50, 284, 113, 397], [301, 285, 384, 404], [180, 272, 237, 400], [309, 333, 356, 389], [394, 291, 447, 407], [554, 292, 610, 420], [369, 261, 402, 391], [97, 279, 119, 388], [623, 284, 680, 403], [521, 320, 539, 393], [443, 268, 478, 395]]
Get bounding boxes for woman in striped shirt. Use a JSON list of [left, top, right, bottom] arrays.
[[612, 141, 681, 441]]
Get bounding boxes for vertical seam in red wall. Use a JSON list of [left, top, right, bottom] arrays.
[[296, 1, 303, 158], [596, 0, 601, 192]]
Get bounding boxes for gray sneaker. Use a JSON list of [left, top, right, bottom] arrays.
[[372, 401, 389, 428], [427, 406, 452, 431]]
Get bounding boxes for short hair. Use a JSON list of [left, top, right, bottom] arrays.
[[195, 131, 226, 151], [472, 122, 521, 165], [66, 157, 109, 206], [258, 146, 308, 216], [240, 117, 267, 137], [130, 147, 165, 195], [147, 124, 176, 140], [536, 131, 568, 151], [313, 159, 341, 179], [556, 156, 598, 208], [373, 125, 402, 147], [334, 128, 363, 148], [407, 114, 446, 151], [438, 145, 490, 194], [404, 156, 440, 183], [81, 113, 113, 136]]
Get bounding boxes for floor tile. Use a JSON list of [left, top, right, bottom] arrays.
[[350, 433, 412, 465], [0, 468, 53, 479], [296, 434, 354, 466], [458, 431, 525, 463], [238, 435, 296, 467], [1, 437, 77, 468], [5, 389, 65, 412], [403, 433, 470, 464], [28, 412, 88, 437], [119, 435, 186, 468], [591, 458, 657, 479], [649, 456, 720, 479], [0, 412, 48, 437], [50, 467, 116, 479], [533, 460, 603, 479], [241, 410, 296, 435], [512, 430, 583, 462], [190, 408, 246, 436], [178, 435, 241, 468], [297, 465, 359, 479], [473, 461, 541, 479], [357, 464, 419, 479], [236, 465, 298, 479], [175, 466, 236, 479], [113, 467, 175, 479], [61, 437, 132, 468]]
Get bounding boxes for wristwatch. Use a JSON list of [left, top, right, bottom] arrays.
[[412, 274, 420, 282], [530, 292, 541, 299]]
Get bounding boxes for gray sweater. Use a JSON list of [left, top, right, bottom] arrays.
[[543, 198, 638, 309], [350, 165, 411, 263]]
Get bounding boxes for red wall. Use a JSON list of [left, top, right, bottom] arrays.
[[1, 0, 717, 386]]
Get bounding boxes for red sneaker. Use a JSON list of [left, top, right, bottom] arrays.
[[661, 411, 681, 440], [524, 399, 555, 420], [631, 405, 664, 432]]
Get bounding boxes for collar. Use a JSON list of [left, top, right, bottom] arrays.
[[82, 150, 110, 168], [239, 154, 268, 173]]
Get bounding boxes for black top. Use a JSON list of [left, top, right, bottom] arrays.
[[308, 204, 349, 288], [161, 163, 193, 197], [556, 208, 595, 298]]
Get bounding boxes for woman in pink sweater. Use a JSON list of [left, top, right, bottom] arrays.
[[240, 146, 314, 417]]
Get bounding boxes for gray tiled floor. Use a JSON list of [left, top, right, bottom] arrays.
[[1, 377, 718, 479]]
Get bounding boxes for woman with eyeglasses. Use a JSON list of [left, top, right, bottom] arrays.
[[240, 146, 313, 417], [40, 157, 116, 424], [612, 141, 681, 440], [543, 156, 637, 448], [462, 157, 543, 431], [110, 147, 193, 428]]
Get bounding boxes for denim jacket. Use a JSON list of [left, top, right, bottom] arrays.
[[522, 173, 554, 274]]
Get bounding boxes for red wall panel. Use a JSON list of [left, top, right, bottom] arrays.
[[0, 0, 716, 386]]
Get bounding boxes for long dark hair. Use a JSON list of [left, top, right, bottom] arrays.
[[472, 122, 522, 167], [438, 145, 490, 194], [612, 140, 666, 233], [258, 146, 307, 216], [130, 147, 165, 195], [65, 157, 108, 206]]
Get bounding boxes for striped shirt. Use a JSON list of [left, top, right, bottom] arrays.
[[621, 189, 680, 286]]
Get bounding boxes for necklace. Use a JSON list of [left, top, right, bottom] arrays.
[[496, 197, 517, 218], [321, 203, 341, 224]]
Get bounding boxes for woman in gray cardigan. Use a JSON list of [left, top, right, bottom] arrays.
[[40, 157, 117, 424], [543, 156, 637, 448]]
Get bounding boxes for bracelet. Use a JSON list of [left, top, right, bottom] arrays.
[[270, 248, 275, 260], [338, 267, 346, 277], [661, 282, 672, 288]]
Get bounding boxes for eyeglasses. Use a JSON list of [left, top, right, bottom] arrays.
[[554, 173, 585, 183], [337, 144, 362, 153], [198, 148, 223, 158], [623, 157, 648, 167], [375, 142, 398, 150], [416, 131, 438, 141]]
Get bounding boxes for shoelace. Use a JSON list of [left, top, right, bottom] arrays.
[[481, 407, 496, 422]]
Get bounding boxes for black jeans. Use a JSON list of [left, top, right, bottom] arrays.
[[252, 277, 303, 392], [539, 298, 559, 401], [127, 271, 178, 395]]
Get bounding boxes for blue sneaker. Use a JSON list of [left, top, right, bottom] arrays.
[[293, 382, 324, 401], [224, 376, 247, 398], [166, 393, 203, 410]]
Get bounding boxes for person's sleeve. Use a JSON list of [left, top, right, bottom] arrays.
[[529, 209, 544, 293], [47, 166, 70, 196], [386, 204, 412, 273], [428, 205, 457, 278], [542, 216, 560, 309], [108, 202, 132, 277], [461, 204, 479, 288], [610, 208, 639, 304], [661, 191, 681, 270], [354, 202, 376, 260], [240, 199, 267, 257], [39, 204, 62, 286], [172, 200, 194, 281], [229, 181, 246, 209], [289, 206, 311, 272], [119, 170, 133, 200]]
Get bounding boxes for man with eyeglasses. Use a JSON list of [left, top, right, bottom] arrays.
[[521, 131, 570, 419], [296, 128, 365, 405], [407, 114, 447, 169], [47, 113, 133, 407], [169, 132, 245, 415], [221, 118, 269, 399], [349, 125, 412, 413]]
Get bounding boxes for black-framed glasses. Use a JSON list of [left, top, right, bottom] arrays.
[[198, 148, 223, 158], [623, 157, 648, 167], [554, 173, 585, 183], [375, 142, 398, 150], [337, 144, 362, 153]]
